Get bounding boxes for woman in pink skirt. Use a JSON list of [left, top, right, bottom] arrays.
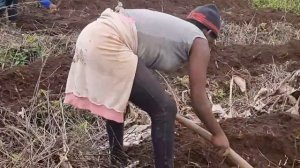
[[64, 4, 229, 167]]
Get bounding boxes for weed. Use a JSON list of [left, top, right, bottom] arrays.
[[0, 34, 42, 67], [214, 88, 227, 102], [253, 0, 300, 14], [217, 89, 226, 98], [5, 46, 41, 65], [0, 27, 76, 70]]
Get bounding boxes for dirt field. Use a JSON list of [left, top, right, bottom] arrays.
[[16, 0, 300, 33], [0, 0, 300, 167], [126, 113, 300, 167]]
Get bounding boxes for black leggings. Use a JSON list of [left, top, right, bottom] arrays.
[[106, 60, 177, 168], [0, 0, 18, 21]]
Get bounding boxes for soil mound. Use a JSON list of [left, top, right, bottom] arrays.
[[1, 40, 299, 108], [0, 55, 72, 109], [209, 40, 300, 76], [16, 0, 300, 33]]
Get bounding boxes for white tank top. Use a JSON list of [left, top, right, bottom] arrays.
[[124, 9, 207, 71]]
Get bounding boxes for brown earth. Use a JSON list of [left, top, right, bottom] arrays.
[[170, 40, 300, 78], [0, 42, 298, 167], [16, 0, 300, 33], [221, 113, 300, 167], [1, 0, 300, 167], [1, 39, 299, 109], [126, 113, 300, 168], [0, 54, 72, 110], [209, 40, 300, 76]]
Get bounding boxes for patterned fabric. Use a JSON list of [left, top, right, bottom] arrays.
[[64, 8, 138, 123]]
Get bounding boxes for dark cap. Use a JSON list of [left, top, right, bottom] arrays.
[[187, 4, 221, 37]]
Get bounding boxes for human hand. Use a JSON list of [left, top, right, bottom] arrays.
[[49, 4, 57, 13], [211, 133, 230, 156]]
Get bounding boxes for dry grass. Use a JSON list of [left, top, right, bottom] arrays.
[[0, 20, 153, 168], [0, 20, 107, 167], [157, 63, 299, 121], [0, 57, 151, 168], [153, 66, 299, 168], [218, 21, 300, 46], [0, 91, 110, 168], [0, 25, 76, 69]]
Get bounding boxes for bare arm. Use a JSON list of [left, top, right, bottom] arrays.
[[188, 38, 225, 137]]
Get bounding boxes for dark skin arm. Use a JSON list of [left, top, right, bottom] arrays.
[[188, 37, 229, 149]]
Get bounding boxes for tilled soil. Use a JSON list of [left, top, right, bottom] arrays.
[[209, 40, 300, 76], [0, 44, 298, 167], [17, 0, 300, 33], [1, 39, 299, 109], [0, 54, 72, 110], [126, 113, 300, 168], [221, 113, 300, 167], [1, 0, 300, 167]]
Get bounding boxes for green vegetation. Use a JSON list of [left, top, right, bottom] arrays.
[[0, 34, 42, 68], [0, 27, 75, 69], [211, 88, 228, 104], [3, 46, 42, 66], [253, 0, 300, 14]]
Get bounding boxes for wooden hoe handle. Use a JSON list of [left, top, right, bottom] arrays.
[[176, 114, 253, 168]]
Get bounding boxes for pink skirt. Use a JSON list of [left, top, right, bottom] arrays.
[[64, 8, 137, 123]]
